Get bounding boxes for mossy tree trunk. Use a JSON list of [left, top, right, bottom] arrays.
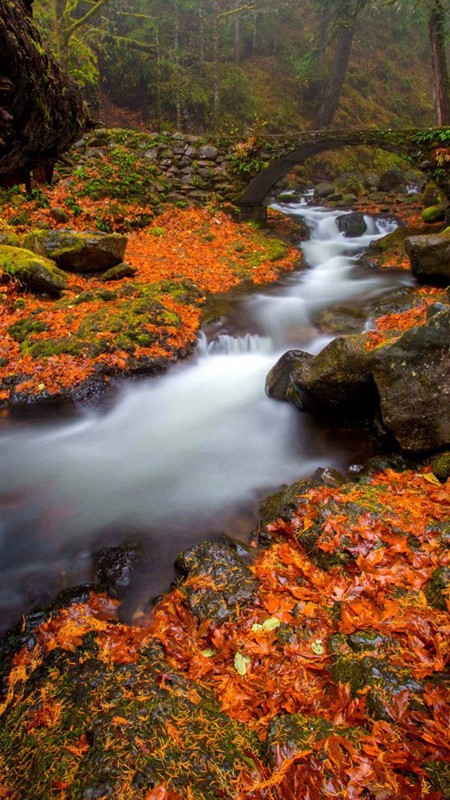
[[0, 0, 90, 189]]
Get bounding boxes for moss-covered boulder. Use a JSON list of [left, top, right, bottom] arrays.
[[404, 230, 450, 286], [100, 263, 137, 281], [0, 245, 68, 296], [0, 633, 262, 800], [372, 308, 450, 452], [422, 204, 447, 224], [428, 450, 450, 482], [175, 540, 257, 622], [24, 229, 127, 273], [284, 332, 377, 415]]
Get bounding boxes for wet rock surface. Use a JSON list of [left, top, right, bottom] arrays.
[[175, 540, 258, 622], [286, 332, 377, 415], [336, 211, 367, 237], [372, 308, 450, 452]]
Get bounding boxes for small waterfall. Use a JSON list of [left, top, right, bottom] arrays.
[[196, 331, 273, 357]]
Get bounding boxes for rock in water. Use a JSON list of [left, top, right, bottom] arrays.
[[336, 211, 367, 237], [286, 333, 377, 414]]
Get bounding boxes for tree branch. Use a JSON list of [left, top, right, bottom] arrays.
[[66, 0, 111, 38]]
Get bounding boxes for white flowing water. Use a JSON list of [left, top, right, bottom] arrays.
[[0, 202, 412, 627]]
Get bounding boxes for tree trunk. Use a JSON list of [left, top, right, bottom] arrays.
[[0, 0, 89, 186], [315, 17, 356, 127], [429, 0, 450, 125]]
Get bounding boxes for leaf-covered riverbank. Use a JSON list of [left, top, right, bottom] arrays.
[[0, 465, 448, 799]]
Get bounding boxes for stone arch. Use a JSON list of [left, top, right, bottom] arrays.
[[237, 128, 450, 221]]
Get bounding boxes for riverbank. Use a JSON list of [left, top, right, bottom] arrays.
[[0, 203, 299, 407], [0, 461, 449, 799]]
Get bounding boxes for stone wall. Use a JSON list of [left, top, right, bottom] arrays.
[[69, 126, 450, 220]]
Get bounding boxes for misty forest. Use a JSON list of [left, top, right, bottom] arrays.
[[0, 1, 450, 798]]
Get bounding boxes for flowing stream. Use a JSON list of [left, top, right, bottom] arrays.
[[0, 201, 413, 629]]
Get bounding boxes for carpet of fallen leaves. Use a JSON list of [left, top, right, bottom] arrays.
[[1, 468, 449, 799], [0, 198, 298, 403]]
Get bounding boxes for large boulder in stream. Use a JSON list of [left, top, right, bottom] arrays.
[[23, 229, 127, 273], [404, 230, 450, 285], [372, 307, 450, 452], [336, 211, 367, 237], [270, 333, 377, 415]]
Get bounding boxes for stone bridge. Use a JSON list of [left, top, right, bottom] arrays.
[[78, 126, 450, 222], [234, 127, 450, 220]]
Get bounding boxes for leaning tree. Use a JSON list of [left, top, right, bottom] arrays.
[[0, 0, 90, 190]]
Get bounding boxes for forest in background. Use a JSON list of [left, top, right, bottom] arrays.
[[32, 0, 450, 135]]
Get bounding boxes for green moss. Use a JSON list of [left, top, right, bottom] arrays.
[[266, 712, 361, 767], [428, 451, 450, 482], [0, 246, 68, 296], [8, 318, 50, 343], [422, 204, 447, 223], [425, 761, 450, 798], [423, 567, 450, 610], [0, 640, 262, 800]]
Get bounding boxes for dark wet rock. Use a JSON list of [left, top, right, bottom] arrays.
[[94, 546, 140, 598], [313, 466, 346, 487], [23, 229, 127, 273], [265, 349, 310, 401], [428, 450, 450, 481], [256, 478, 315, 544], [404, 231, 450, 286], [174, 540, 257, 622], [336, 211, 367, 237], [427, 301, 449, 320], [99, 263, 137, 281], [368, 287, 427, 319], [424, 567, 450, 610], [0, 245, 68, 296], [372, 308, 450, 452], [266, 712, 360, 767], [379, 167, 406, 192], [285, 333, 377, 415], [360, 453, 412, 476]]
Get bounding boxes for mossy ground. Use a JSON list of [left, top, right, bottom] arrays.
[[0, 199, 298, 403]]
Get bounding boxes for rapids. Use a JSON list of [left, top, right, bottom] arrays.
[[0, 201, 413, 628]]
